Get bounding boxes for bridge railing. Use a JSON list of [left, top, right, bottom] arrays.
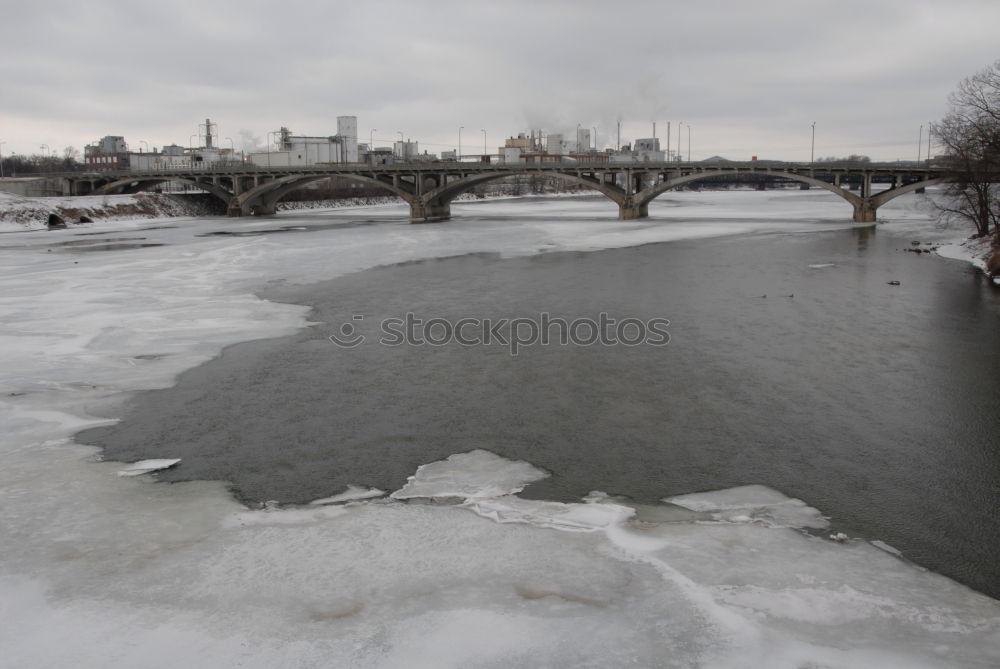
[[44, 160, 946, 180]]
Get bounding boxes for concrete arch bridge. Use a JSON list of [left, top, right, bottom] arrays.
[[64, 161, 946, 223]]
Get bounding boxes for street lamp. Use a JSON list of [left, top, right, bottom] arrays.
[[139, 140, 149, 153], [677, 123, 683, 162], [811, 122, 816, 164], [481, 129, 486, 156], [0, 141, 6, 178], [370, 129, 375, 157], [576, 123, 581, 155], [686, 125, 691, 162], [927, 121, 933, 165], [917, 125, 924, 163], [458, 126, 464, 161]]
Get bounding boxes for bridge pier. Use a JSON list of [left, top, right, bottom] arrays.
[[853, 200, 877, 223], [410, 199, 451, 222], [251, 201, 278, 216], [618, 200, 648, 220]]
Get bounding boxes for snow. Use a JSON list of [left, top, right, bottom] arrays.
[[936, 235, 999, 284], [0, 190, 214, 228], [1, 190, 998, 668]]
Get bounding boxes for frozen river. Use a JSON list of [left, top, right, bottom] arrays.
[[2, 191, 999, 668]]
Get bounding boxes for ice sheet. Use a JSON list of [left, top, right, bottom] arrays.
[[666, 484, 830, 529], [117, 458, 180, 477], [1, 190, 998, 668], [309, 484, 386, 505], [390, 449, 548, 500]]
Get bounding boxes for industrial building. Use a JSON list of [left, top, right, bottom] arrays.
[[84, 119, 239, 171], [248, 117, 359, 167]]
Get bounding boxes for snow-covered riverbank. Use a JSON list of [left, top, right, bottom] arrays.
[[936, 235, 1000, 285], [0, 191, 223, 229]]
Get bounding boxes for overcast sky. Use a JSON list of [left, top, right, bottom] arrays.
[[2, 0, 998, 162]]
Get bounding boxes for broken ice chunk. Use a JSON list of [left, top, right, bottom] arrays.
[[117, 458, 181, 477]]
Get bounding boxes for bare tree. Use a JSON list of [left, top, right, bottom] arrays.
[[935, 60, 1000, 238]]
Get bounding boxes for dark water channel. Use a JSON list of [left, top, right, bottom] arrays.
[[80, 224, 1000, 598]]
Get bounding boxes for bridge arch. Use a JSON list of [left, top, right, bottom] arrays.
[[637, 170, 865, 218], [93, 176, 235, 204], [869, 177, 948, 208], [234, 173, 414, 216], [424, 170, 626, 206], [635, 170, 944, 222]]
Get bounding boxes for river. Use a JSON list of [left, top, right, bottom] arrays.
[[78, 193, 1000, 600]]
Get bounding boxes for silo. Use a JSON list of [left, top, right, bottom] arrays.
[[337, 116, 359, 162]]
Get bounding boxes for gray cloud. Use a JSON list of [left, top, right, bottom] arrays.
[[2, 0, 997, 161]]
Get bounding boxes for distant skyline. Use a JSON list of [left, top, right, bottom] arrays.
[[2, 0, 998, 162]]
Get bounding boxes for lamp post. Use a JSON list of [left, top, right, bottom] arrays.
[[139, 140, 149, 153], [481, 129, 486, 156], [576, 123, 581, 155], [927, 121, 932, 165], [917, 124, 923, 163], [370, 129, 375, 158], [677, 123, 683, 162], [0, 141, 6, 178], [811, 121, 816, 164], [687, 124, 691, 162], [458, 126, 463, 161]]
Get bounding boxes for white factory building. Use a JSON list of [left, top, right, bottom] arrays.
[[248, 117, 359, 167], [610, 138, 666, 163]]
